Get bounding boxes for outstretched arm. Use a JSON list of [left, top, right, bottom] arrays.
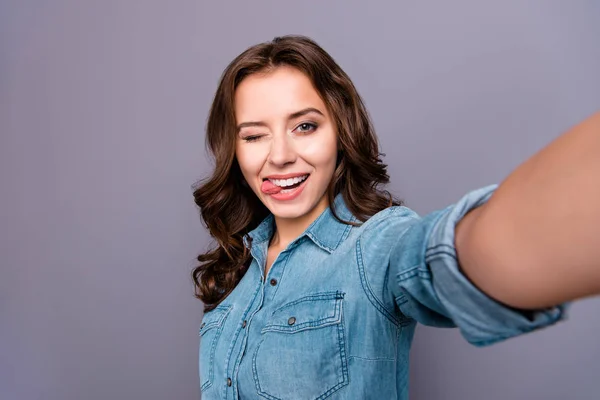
[[455, 111, 600, 310]]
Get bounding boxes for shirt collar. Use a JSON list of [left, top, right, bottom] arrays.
[[244, 193, 356, 253]]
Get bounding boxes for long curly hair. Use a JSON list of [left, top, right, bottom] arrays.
[[192, 35, 402, 312]]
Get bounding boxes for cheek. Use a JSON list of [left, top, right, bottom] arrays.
[[300, 133, 338, 168], [236, 144, 265, 178]]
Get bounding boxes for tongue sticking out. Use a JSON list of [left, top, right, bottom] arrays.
[[261, 180, 283, 194]]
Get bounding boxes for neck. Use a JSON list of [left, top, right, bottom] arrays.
[[270, 195, 330, 249]]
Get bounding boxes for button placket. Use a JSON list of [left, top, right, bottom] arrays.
[[263, 251, 290, 303], [217, 259, 266, 400]]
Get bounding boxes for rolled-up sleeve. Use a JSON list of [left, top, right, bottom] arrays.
[[389, 184, 568, 347]]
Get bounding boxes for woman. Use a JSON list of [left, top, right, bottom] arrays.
[[192, 35, 600, 399]]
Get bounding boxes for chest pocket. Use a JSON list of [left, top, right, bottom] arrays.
[[252, 291, 348, 400], [199, 305, 232, 392]]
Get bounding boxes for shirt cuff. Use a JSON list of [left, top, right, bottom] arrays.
[[426, 184, 569, 347]]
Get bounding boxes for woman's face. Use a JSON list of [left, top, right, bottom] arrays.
[[235, 66, 338, 222]]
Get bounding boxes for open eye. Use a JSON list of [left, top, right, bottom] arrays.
[[294, 122, 318, 134]]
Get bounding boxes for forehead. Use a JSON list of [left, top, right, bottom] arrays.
[[234, 66, 327, 121]]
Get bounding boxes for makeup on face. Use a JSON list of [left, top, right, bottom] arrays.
[[234, 66, 338, 222]]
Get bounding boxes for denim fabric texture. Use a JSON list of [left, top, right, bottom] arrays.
[[198, 185, 567, 399]]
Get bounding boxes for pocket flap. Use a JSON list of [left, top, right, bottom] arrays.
[[263, 291, 344, 334], [199, 305, 232, 336]]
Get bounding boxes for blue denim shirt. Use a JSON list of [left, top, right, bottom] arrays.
[[198, 185, 567, 399]]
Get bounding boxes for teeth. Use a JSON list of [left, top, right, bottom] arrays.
[[269, 175, 308, 187]]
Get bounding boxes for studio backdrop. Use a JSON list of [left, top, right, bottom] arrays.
[[1, 1, 599, 399]]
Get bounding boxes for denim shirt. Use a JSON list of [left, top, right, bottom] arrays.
[[198, 185, 567, 400]]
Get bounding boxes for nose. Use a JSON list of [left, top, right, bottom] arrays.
[[267, 132, 296, 167]]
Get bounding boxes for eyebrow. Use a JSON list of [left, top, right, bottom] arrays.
[[236, 107, 324, 131]]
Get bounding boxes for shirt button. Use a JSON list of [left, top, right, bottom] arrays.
[[288, 317, 296, 326], [227, 378, 232, 387], [270, 278, 277, 286], [242, 320, 247, 328]]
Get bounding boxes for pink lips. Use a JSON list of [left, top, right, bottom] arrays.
[[260, 175, 309, 201], [261, 179, 282, 194]]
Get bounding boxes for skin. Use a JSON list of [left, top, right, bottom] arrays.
[[234, 66, 338, 277], [234, 65, 600, 309], [455, 111, 600, 309]]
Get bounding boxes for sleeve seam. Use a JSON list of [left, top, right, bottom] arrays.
[[356, 236, 412, 327]]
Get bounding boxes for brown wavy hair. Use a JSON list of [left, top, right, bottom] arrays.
[[192, 35, 402, 312]]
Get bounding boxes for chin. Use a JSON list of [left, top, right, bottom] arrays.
[[262, 195, 319, 220], [273, 210, 310, 220], [267, 203, 312, 220]]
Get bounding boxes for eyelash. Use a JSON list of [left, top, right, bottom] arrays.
[[241, 122, 319, 142], [295, 122, 318, 133], [243, 135, 263, 143]]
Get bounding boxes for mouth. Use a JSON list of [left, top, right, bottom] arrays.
[[261, 174, 310, 199], [265, 174, 309, 190]]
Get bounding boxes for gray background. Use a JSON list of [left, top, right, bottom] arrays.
[[1, 1, 599, 399]]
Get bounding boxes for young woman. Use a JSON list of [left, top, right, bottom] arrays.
[[192, 35, 600, 399]]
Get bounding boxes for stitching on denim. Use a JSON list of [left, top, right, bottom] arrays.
[[252, 337, 281, 400], [303, 206, 356, 253], [338, 300, 348, 381], [305, 300, 351, 400], [262, 292, 344, 334], [199, 305, 231, 336], [470, 312, 564, 346], [262, 318, 341, 334], [268, 251, 291, 300], [425, 249, 457, 263], [332, 220, 354, 250], [348, 355, 396, 361], [272, 291, 343, 311], [395, 294, 408, 306], [312, 328, 349, 399], [200, 305, 232, 392], [396, 265, 420, 281], [356, 238, 409, 327], [305, 230, 334, 253], [314, 299, 350, 400], [226, 279, 263, 398], [426, 243, 455, 253], [253, 293, 349, 400]]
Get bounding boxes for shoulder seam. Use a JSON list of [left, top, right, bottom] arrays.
[[360, 206, 415, 236]]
